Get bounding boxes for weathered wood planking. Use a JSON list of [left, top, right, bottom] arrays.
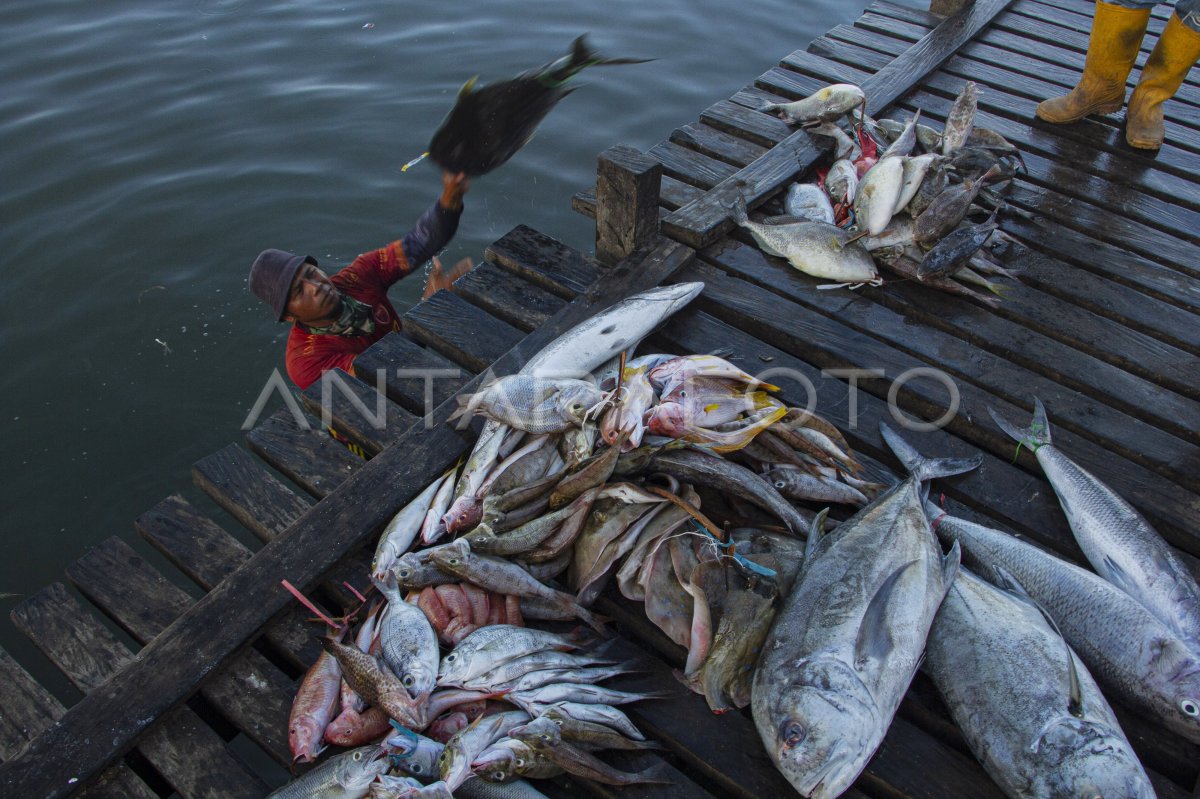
[[0, 647, 65, 762], [595, 144, 664, 266], [402, 289, 525, 374], [135, 494, 323, 672], [193, 444, 313, 542], [352, 332, 468, 417], [0, 236, 695, 798], [10, 583, 269, 798], [245, 409, 363, 500], [484, 224, 603, 299], [660, 0, 1017, 248], [300, 368, 415, 456], [452, 259, 567, 332], [66, 537, 295, 767]]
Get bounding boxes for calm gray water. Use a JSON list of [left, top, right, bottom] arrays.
[[1, 0, 854, 696]]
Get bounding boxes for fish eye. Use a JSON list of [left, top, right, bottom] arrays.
[[398, 569, 411, 578], [1182, 699, 1200, 716], [446, 653, 457, 663], [493, 771, 505, 780], [353, 751, 363, 761], [515, 757, 526, 767], [403, 674, 415, 688], [774, 480, 786, 489], [410, 762, 423, 773], [780, 720, 806, 748], [540, 733, 551, 741], [448, 557, 460, 566]]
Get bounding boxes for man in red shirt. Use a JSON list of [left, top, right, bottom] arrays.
[[248, 170, 470, 390]]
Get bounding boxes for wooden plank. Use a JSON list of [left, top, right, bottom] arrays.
[[300, 368, 415, 456], [0, 235, 695, 798], [245, 409, 365, 499], [67, 537, 294, 768], [353, 332, 468, 418], [135, 494, 323, 671], [647, 140, 739, 188], [0, 647, 64, 761], [572, 174, 705, 219], [75, 766, 159, 799], [402, 289, 524, 373], [193, 443, 313, 542], [670, 122, 770, 168], [595, 144, 663, 266], [452, 260, 567, 332], [10, 583, 268, 798], [675, 260, 1200, 555], [484, 224, 603, 299], [660, 0, 1017, 248]]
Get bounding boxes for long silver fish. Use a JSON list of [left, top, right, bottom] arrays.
[[927, 567, 1155, 799], [752, 424, 971, 799], [760, 83, 865, 125], [266, 744, 389, 799], [521, 282, 705, 380], [931, 505, 1200, 743], [438, 624, 583, 687], [372, 477, 446, 581], [990, 398, 1200, 645]]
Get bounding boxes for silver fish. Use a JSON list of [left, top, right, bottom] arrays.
[[732, 194, 878, 285], [931, 505, 1200, 743], [927, 568, 1155, 799], [880, 109, 921, 160], [806, 121, 861, 162], [991, 398, 1200, 645], [419, 464, 461, 545], [440, 711, 529, 790], [824, 159, 859, 205], [521, 282, 705, 380], [373, 578, 440, 705], [266, 745, 389, 799], [372, 477, 445, 581], [784, 182, 836, 224], [438, 624, 583, 688], [765, 467, 869, 506], [752, 424, 972, 799], [760, 83, 865, 125], [895, 153, 944, 214], [854, 156, 906, 236], [450, 375, 603, 434]]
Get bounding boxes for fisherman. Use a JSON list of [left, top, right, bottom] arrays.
[[248, 170, 470, 391], [1035, 0, 1200, 150]]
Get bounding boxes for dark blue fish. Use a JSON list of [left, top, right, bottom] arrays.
[[428, 35, 652, 176]]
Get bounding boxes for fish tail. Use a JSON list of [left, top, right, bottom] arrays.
[[550, 36, 652, 86], [987, 398, 1051, 456], [879, 422, 981, 482], [630, 763, 674, 785], [573, 603, 613, 636]]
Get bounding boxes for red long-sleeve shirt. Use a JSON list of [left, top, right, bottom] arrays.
[[285, 201, 460, 390]]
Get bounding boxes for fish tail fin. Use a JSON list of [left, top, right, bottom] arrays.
[[632, 763, 675, 785], [552, 36, 652, 84], [573, 604, 613, 636], [447, 393, 477, 424], [880, 422, 981, 482], [987, 398, 1051, 454]]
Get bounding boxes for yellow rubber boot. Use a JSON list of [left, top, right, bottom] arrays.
[[1127, 14, 1200, 149], [1036, 2, 1151, 123]]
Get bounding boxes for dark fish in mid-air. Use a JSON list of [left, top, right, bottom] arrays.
[[428, 35, 652, 176]]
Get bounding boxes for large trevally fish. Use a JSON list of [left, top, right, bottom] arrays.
[[752, 424, 973, 798], [927, 567, 1155, 799], [429, 35, 652, 176], [991, 398, 1200, 645], [932, 505, 1200, 744]]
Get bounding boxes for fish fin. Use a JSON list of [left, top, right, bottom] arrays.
[[987, 398, 1051, 456], [729, 192, 750, 226], [879, 422, 981, 482], [1099, 554, 1137, 598], [457, 75, 478, 98], [804, 507, 830, 563], [853, 559, 921, 674], [992, 565, 1085, 718], [573, 604, 613, 636], [941, 539, 961, 599]]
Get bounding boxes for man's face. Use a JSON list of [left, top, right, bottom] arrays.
[[284, 261, 342, 324]]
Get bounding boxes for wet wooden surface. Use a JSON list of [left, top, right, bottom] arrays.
[[2, 0, 1197, 797]]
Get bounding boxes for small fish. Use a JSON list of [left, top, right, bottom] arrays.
[[784, 182, 836, 224], [824, 158, 859, 205], [320, 636, 423, 728], [266, 745, 389, 799], [450, 375, 603, 434], [880, 109, 921, 160], [419, 465, 461, 545], [760, 83, 865, 124], [732, 194, 879, 285], [372, 478, 445, 581], [649, 354, 779, 396], [765, 466, 869, 506], [806, 120, 861, 161], [373, 577, 441, 706], [942, 81, 979, 155], [895, 153, 944, 214], [918, 206, 1001, 281], [904, 159, 946, 219], [854, 156, 906, 236], [288, 626, 344, 763], [913, 164, 1001, 245], [440, 711, 529, 790], [438, 624, 584, 688]]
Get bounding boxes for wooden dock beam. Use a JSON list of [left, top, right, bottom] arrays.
[[930, 0, 973, 17], [595, 144, 662, 265]]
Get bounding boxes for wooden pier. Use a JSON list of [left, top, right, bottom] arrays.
[[2, 0, 1197, 796]]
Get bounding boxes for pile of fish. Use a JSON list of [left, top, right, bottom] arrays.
[[271, 276, 1200, 799], [748, 80, 1023, 304]]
